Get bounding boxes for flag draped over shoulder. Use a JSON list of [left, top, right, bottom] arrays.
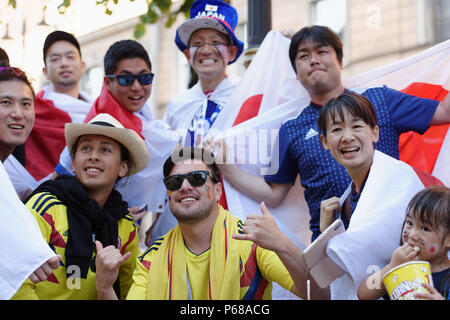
[[326, 151, 443, 300], [24, 85, 93, 181], [0, 161, 55, 300], [342, 39, 450, 185], [214, 32, 450, 248]]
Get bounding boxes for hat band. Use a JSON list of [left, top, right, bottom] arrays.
[[90, 121, 116, 128]]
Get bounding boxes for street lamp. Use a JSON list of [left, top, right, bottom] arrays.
[[2, 22, 13, 40]]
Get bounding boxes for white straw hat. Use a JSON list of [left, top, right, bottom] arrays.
[[65, 113, 149, 176]]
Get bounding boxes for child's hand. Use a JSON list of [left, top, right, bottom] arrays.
[[390, 243, 418, 267], [414, 282, 445, 300]]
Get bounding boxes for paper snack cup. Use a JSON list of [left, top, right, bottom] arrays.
[[383, 261, 433, 300]]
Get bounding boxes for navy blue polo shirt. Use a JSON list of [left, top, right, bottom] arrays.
[[265, 86, 439, 241]]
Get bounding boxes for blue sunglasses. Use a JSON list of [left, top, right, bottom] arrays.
[[106, 73, 154, 86]]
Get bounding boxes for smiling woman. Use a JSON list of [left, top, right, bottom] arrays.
[[0, 67, 35, 162], [318, 92, 379, 193]]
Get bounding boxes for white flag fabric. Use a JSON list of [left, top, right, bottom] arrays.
[[3, 155, 39, 200], [0, 161, 55, 300], [164, 76, 239, 135], [342, 39, 450, 186], [208, 31, 313, 247]]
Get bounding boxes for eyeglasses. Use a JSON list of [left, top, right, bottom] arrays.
[[163, 170, 218, 191], [106, 73, 154, 87], [189, 41, 229, 50]]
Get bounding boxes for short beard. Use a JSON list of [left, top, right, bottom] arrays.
[[171, 201, 214, 225], [58, 78, 77, 87]]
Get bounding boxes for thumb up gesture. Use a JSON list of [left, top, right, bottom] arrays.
[[232, 202, 282, 252]]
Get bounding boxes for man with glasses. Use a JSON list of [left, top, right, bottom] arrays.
[[95, 147, 313, 300], [55, 40, 181, 232], [149, 0, 244, 247]]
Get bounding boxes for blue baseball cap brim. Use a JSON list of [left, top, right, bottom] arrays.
[[175, 16, 244, 64]]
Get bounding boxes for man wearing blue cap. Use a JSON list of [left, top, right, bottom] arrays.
[[150, 0, 244, 244], [164, 0, 244, 146]]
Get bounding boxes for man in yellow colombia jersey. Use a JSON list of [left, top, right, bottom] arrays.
[[12, 113, 149, 300], [96, 147, 311, 300]]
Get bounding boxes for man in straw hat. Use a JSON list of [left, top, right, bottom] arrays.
[[150, 0, 244, 247], [12, 113, 148, 300]]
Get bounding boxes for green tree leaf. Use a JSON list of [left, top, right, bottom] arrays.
[[155, 0, 172, 13], [8, 0, 17, 9], [134, 22, 146, 39]]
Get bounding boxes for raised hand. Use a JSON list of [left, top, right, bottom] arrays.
[[232, 202, 283, 252], [389, 242, 419, 268], [320, 197, 341, 233], [95, 240, 131, 294]]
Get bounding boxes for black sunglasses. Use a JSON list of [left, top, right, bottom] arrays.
[[163, 170, 218, 191], [106, 73, 154, 86]]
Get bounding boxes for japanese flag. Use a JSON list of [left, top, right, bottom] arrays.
[[211, 31, 449, 248], [205, 4, 218, 12]]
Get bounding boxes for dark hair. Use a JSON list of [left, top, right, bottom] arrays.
[[289, 25, 343, 74], [163, 147, 220, 183], [0, 67, 35, 100], [318, 92, 378, 137], [43, 30, 82, 65], [103, 40, 152, 75], [0, 47, 10, 67], [405, 186, 450, 239]]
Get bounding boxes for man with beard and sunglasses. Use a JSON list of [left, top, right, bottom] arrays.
[[149, 0, 244, 250], [95, 147, 314, 300]]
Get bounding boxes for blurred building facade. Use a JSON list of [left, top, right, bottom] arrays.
[[1, 0, 449, 118]]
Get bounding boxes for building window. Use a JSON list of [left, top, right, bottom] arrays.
[[310, 0, 347, 39], [434, 0, 450, 42], [81, 66, 103, 99]]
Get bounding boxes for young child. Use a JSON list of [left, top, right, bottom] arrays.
[[358, 186, 449, 300]]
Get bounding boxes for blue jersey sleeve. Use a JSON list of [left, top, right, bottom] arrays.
[[383, 86, 439, 134], [264, 123, 298, 185]]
